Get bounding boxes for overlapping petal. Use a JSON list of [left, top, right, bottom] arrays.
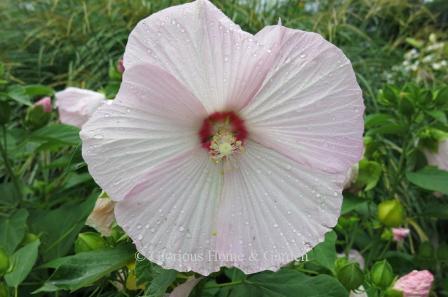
[[123, 0, 274, 112], [215, 141, 344, 274], [242, 26, 364, 174], [80, 64, 207, 201], [115, 149, 223, 275]]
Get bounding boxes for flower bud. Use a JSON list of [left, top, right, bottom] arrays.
[[371, 260, 395, 288], [335, 260, 364, 291], [74, 232, 107, 253], [392, 228, 410, 242], [25, 100, 51, 129], [0, 101, 11, 125], [393, 270, 433, 297], [86, 193, 115, 237], [34, 97, 52, 113], [378, 200, 405, 227], [0, 248, 10, 276], [21, 233, 39, 246], [117, 58, 125, 74]]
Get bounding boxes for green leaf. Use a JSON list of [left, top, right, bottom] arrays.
[[144, 268, 177, 297], [4, 240, 40, 288], [306, 231, 337, 270], [29, 124, 80, 147], [24, 85, 54, 97], [426, 110, 447, 124], [356, 159, 382, 191], [421, 202, 448, 219], [406, 166, 448, 194], [35, 244, 134, 292], [0, 209, 28, 254], [29, 194, 96, 261], [229, 270, 347, 297], [341, 194, 368, 215], [7, 85, 32, 106]]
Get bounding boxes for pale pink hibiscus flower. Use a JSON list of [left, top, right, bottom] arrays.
[[394, 270, 434, 297], [80, 0, 364, 274], [55, 87, 107, 128]]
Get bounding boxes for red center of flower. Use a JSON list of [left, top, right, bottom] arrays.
[[199, 111, 248, 162]]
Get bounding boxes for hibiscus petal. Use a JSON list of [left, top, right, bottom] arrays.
[[80, 64, 207, 201], [55, 87, 106, 128], [215, 141, 344, 274], [115, 149, 223, 275], [242, 26, 364, 174], [123, 0, 274, 112]]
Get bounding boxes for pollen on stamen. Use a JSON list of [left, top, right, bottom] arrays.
[[199, 111, 248, 162]]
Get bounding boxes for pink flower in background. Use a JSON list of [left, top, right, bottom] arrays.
[[424, 139, 448, 171], [394, 270, 434, 297], [80, 0, 364, 274], [34, 96, 52, 113], [392, 228, 410, 242], [55, 87, 107, 128], [117, 58, 125, 73]]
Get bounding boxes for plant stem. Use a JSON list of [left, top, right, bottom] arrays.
[[0, 125, 21, 197]]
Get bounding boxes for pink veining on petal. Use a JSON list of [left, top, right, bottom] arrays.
[[123, 0, 275, 113], [243, 25, 364, 174], [394, 270, 434, 297], [80, 63, 208, 202]]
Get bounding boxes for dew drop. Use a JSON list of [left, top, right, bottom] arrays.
[[136, 224, 142, 230], [299, 54, 306, 58], [137, 234, 143, 240], [179, 226, 185, 232]]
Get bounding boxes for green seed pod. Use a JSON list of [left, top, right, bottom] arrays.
[[74, 232, 107, 253], [0, 248, 10, 276], [378, 200, 405, 227], [335, 261, 364, 291], [370, 260, 395, 288], [25, 104, 51, 129]]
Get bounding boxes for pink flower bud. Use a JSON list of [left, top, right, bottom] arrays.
[[392, 228, 410, 242], [34, 97, 52, 113], [394, 270, 434, 297], [117, 58, 125, 73]]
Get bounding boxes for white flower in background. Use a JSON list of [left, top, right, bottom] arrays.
[[55, 87, 107, 128], [424, 139, 448, 171], [80, 0, 364, 274], [86, 193, 116, 236]]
